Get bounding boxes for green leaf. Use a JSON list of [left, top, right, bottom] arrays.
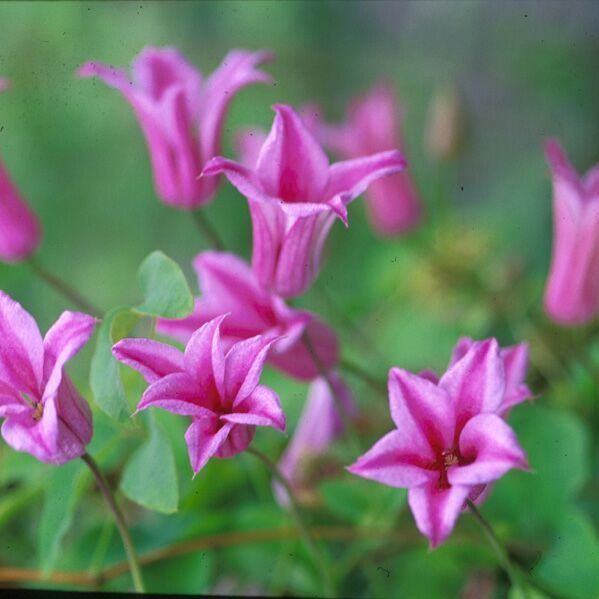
[[90, 306, 139, 421], [508, 585, 549, 599], [135, 251, 193, 318], [485, 404, 590, 535], [120, 414, 179, 514], [38, 461, 87, 575], [533, 509, 599, 599]]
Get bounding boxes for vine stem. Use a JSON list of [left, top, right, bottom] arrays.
[[246, 446, 335, 597], [81, 453, 145, 593], [27, 257, 102, 317], [190, 209, 225, 251], [466, 499, 519, 586]]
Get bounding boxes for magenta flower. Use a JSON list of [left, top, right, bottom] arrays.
[[348, 339, 528, 547], [113, 315, 285, 474], [0, 292, 96, 464], [0, 81, 41, 262], [321, 82, 423, 237], [544, 140, 599, 325], [202, 104, 407, 297], [274, 373, 356, 507], [156, 251, 338, 381], [78, 47, 273, 209]]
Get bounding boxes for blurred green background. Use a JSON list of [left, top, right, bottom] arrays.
[[1, 1, 599, 597]]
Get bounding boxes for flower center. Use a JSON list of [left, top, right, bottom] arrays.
[[32, 402, 44, 422], [433, 447, 464, 490]]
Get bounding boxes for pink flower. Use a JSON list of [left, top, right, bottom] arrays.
[[543, 140, 599, 325], [424, 337, 532, 416], [202, 104, 406, 297], [0, 81, 41, 262], [0, 292, 96, 464], [321, 82, 423, 236], [113, 315, 286, 474], [156, 251, 338, 381], [348, 339, 528, 547], [274, 373, 356, 507], [78, 47, 273, 209]]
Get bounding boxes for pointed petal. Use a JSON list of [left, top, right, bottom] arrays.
[[112, 338, 184, 383], [235, 128, 268, 168], [449, 414, 528, 486], [408, 482, 471, 548], [0, 159, 41, 262], [388, 367, 455, 453], [255, 104, 329, 201], [184, 315, 227, 397], [439, 339, 505, 425], [224, 384, 285, 431], [501, 343, 532, 411], [225, 335, 275, 404], [0, 291, 43, 395], [447, 336, 474, 368], [136, 372, 213, 418], [199, 49, 273, 161], [348, 430, 435, 488], [184, 417, 234, 474], [43, 311, 96, 398], [323, 150, 407, 210], [77, 61, 132, 93], [54, 375, 93, 451]]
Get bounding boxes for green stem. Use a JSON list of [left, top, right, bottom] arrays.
[[190, 209, 225, 251], [339, 357, 387, 397], [27, 257, 102, 317], [81, 453, 145, 593], [247, 446, 335, 597], [466, 500, 520, 586]]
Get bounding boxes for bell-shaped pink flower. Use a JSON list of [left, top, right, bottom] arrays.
[[202, 104, 406, 297], [78, 47, 273, 209], [274, 372, 356, 507], [0, 292, 96, 464], [156, 251, 338, 381], [113, 315, 286, 474], [544, 140, 599, 325], [0, 81, 41, 262], [348, 339, 528, 548], [321, 82, 423, 237]]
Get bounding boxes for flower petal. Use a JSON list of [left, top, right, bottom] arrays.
[[225, 335, 275, 404], [136, 372, 213, 418], [43, 311, 96, 398], [439, 339, 505, 426], [112, 338, 184, 383], [184, 417, 234, 474], [348, 430, 435, 488], [449, 413, 528, 486], [408, 482, 471, 548], [0, 379, 29, 418], [224, 384, 285, 431], [184, 315, 227, 397], [0, 291, 43, 396], [501, 343, 532, 412], [199, 49, 273, 161], [388, 367, 455, 453], [255, 104, 329, 202]]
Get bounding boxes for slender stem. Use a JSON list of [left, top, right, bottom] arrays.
[[246, 446, 335, 597], [302, 332, 361, 452], [339, 357, 387, 397], [27, 257, 102, 317], [466, 499, 519, 586], [81, 453, 145, 593], [190, 209, 225, 251]]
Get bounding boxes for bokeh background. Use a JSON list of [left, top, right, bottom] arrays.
[[1, 1, 599, 597]]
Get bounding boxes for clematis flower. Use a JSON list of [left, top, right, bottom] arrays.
[[543, 140, 599, 325], [202, 104, 407, 297], [274, 373, 356, 507], [113, 315, 285, 474], [423, 337, 532, 416], [156, 251, 338, 381], [0, 291, 96, 464], [321, 82, 423, 236], [0, 81, 41, 262], [78, 47, 273, 209], [348, 339, 528, 547]]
